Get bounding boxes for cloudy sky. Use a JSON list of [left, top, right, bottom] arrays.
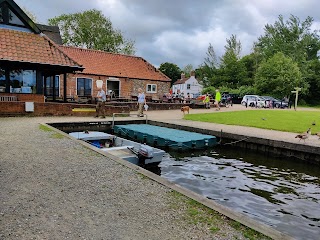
[[15, 0, 320, 69]]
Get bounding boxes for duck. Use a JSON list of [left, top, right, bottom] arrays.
[[295, 128, 311, 142]]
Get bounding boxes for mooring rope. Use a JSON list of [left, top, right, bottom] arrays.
[[222, 137, 251, 146]]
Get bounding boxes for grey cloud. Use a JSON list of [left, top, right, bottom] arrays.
[[14, 0, 320, 69]]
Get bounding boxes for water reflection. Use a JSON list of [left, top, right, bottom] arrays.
[[147, 147, 320, 240]]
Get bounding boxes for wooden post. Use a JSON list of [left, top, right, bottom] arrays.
[[291, 87, 301, 111]]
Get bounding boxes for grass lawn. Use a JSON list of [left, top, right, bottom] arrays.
[[184, 110, 320, 134]]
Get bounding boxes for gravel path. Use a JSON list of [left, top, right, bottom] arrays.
[[0, 117, 252, 240]]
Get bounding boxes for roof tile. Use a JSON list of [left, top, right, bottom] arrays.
[[60, 46, 170, 81], [0, 28, 81, 68]]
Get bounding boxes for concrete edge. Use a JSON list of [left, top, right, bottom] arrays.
[[41, 123, 295, 240]]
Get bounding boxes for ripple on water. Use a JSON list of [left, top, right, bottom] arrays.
[[156, 148, 320, 240]]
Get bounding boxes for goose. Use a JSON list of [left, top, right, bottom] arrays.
[[295, 128, 311, 142]]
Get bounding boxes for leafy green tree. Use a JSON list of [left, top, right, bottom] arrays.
[[197, 43, 219, 87], [159, 62, 182, 86], [182, 64, 194, 78], [255, 15, 320, 66], [304, 59, 320, 104], [219, 35, 247, 88], [48, 9, 135, 55], [255, 52, 307, 98]]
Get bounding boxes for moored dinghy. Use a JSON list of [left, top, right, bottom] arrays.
[[69, 131, 165, 165]]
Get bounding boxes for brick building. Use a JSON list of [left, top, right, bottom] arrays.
[[58, 46, 171, 102], [1, 0, 171, 105]]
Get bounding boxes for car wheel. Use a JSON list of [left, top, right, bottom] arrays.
[[275, 103, 280, 108]]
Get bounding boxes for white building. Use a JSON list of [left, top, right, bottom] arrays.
[[172, 71, 203, 97]]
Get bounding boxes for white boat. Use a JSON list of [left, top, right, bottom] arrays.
[[69, 131, 165, 165]]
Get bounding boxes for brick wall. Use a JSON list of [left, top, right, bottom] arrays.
[[0, 102, 129, 117], [60, 74, 170, 100], [132, 79, 170, 97], [0, 93, 45, 102]]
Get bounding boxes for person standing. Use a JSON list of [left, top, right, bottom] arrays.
[[137, 88, 146, 117], [95, 87, 106, 118], [215, 89, 221, 110], [203, 93, 210, 109]]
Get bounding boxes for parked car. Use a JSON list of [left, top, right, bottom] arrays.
[[222, 92, 242, 105], [261, 96, 289, 108], [241, 95, 266, 108]]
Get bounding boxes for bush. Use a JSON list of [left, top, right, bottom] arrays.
[[202, 86, 216, 95]]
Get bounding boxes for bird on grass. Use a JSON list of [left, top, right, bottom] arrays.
[[312, 120, 316, 126], [295, 128, 311, 142]]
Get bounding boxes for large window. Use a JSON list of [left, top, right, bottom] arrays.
[[146, 84, 157, 93], [0, 70, 36, 93], [45, 76, 60, 96], [77, 78, 92, 96]]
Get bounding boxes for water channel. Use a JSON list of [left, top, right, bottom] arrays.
[[146, 147, 320, 240]]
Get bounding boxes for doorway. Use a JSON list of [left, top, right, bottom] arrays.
[[107, 80, 120, 98]]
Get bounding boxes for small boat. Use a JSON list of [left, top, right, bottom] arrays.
[[69, 131, 165, 165]]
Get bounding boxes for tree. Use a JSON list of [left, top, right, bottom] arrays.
[[304, 59, 320, 104], [159, 62, 182, 86], [255, 15, 320, 66], [197, 43, 218, 87], [239, 54, 256, 85], [22, 7, 38, 23], [224, 34, 242, 59], [219, 35, 247, 88], [48, 9, 135, 55], [182, 64, 194, 78], [254, 52, 307, 98]]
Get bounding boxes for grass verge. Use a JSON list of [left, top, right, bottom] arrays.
[[168, 190, 270, 239], [184, 110, 320, 133]]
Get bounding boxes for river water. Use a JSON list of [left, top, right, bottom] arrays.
[[148, 147, 320, 240]]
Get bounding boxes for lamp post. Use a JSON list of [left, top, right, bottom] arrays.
[[291, 87, 301, 111]]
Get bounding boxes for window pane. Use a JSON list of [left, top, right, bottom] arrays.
[[8, 9, 24, 26], [152, 85, 156, 92], [0, 6, 3, 23], [0, 68, 5, 92], [77, 78, 91, 96]]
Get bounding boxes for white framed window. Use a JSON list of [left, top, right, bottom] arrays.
[[146, 84, 157, 93], [187, 84, 191, 90]]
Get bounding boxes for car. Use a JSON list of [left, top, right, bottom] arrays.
[[261, 96, 289, 108], [241, 95, 266, 108], [222, 92, 242, 104]]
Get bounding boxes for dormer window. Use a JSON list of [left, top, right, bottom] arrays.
[[0, 2, 26, 27], [8, 8, 24, 26]]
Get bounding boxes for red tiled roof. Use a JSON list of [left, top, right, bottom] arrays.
[[59, 46, 170, 81], [173, 78, 188, 85], [0, 28, 81, 68]]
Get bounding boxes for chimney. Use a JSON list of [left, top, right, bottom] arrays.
[[191, 71, 195, 76], [181, 73, 185, 80]]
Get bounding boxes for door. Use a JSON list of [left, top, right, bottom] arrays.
[[107, 80, 120, 98]]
